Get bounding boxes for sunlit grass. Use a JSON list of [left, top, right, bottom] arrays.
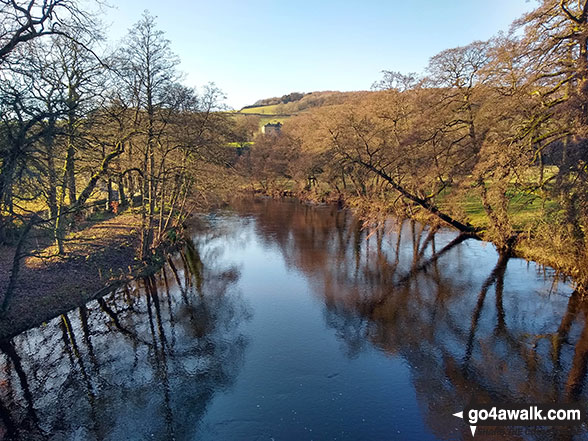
[[258, 116, 287, 127], [227, 111, 289, 130], [450, 190, 558, 230], [240, 105, 282, 114]]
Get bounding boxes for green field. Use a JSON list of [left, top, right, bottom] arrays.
[[439, 189, 558, 231], [258, 115, 287, 126], [240, 105, 283, 115], [226, 141, 254, 148], [230, 109, 289, 130]]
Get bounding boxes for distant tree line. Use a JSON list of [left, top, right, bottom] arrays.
[[244, 92, 308, 109], [242, 91, 368, 114]]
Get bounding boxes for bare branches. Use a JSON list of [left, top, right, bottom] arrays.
[[559, 0, 582, 23], [0, 0, 91, 63]]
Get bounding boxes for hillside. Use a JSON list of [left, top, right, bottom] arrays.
[[239, 90, 368, 116], [244, 92, 308, 108]]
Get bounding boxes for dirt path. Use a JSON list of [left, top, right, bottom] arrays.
[[0, 211, 143, 338]]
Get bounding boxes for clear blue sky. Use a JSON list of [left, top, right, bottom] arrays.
[[100, 0, 537, 109]]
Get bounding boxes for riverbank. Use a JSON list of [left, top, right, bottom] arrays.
[[247, 186, 582, 290], [0, 209, 181, 339], [0, 188, 580, 341], [0, 197, 584, 441]]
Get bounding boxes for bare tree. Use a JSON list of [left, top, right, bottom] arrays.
[[0, 0, 92, 63], [116, 10, 180, 258]]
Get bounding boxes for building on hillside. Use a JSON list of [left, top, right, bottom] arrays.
[[262, 122, 282, 135]]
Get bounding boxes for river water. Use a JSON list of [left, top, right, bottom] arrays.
[[0, 198, 586, 440]]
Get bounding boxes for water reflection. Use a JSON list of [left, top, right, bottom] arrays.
[[1, 198, 587, 441], [231, 198, 588, 441], [0, 237, 248, 441]]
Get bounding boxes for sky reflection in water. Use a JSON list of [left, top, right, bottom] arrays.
[[0, 198, 586, 441]]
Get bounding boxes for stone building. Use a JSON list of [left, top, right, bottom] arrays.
[[261, 122, 282, 135]]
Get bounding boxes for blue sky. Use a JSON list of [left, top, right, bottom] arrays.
[[100, 1, 537, 109]]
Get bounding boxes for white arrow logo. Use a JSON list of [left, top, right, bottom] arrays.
[[453, 411, 477, 437]]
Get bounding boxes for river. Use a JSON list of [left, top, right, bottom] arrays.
[[0, 198, 586, 440]]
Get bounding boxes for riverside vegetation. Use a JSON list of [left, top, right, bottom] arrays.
[[0, 2, 237, 324], [1, 0, 588, 328], [236, 1, 588, 290]]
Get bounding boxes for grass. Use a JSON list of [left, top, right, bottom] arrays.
[[442, 190, 558, 231], [226, 141, 254, 148], [240, 104, 283, 115], [249, 172, 558, 234], [258, 116, 288, 127], [227, 111, 290, 131]]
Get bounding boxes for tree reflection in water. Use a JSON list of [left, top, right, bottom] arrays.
[[232, 198, 588, 441], [1, 199, 587, 441], [0, 236, 248, 441]]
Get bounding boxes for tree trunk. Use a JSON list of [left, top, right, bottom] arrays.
[[1, 216, 38, 313], [117, 174, 127, 207], [106, 177, 113, 211], [355, 158, 479, 235], [66, 142, 77, 205], [46, 136, 58, 220]]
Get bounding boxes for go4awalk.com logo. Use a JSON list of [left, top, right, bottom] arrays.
[[453, 403, 585, 437]]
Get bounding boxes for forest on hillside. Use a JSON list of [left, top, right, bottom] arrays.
[[239, 0, 588, 286]]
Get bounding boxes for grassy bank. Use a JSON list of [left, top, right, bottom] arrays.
[[243, 180, 581, 286]]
